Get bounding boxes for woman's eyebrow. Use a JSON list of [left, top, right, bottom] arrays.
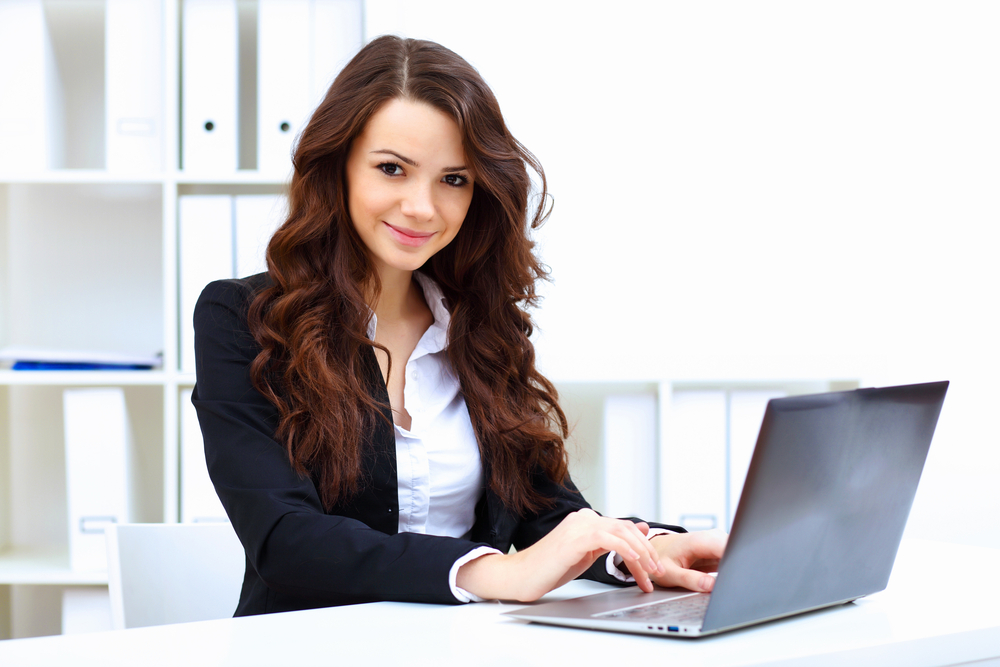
[[370, 149, 467, 173], [371, 149, 417, 166]]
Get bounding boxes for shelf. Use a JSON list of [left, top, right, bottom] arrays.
[[0, 371, 168, 387], [0, 546, 108, 586], [174, 171, 289, 185], [0, 171, 164, 184]]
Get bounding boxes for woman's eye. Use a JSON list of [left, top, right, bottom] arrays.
[[443, 174, 468, 187], [378, 162, 403, 176]]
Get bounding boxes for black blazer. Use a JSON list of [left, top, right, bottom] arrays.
[[193, 274, 683, 616]]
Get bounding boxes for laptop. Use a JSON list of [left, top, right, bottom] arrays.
[[505, 381, 949, 637]]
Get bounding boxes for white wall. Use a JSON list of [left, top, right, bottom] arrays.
[[368, 1, 1000, 546]]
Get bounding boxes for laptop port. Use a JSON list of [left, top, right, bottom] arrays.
[[668, 626, 679, 632]]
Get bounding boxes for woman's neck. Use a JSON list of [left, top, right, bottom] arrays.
[[370, 265, 420, 323]]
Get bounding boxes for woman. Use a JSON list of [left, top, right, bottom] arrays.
[[193, 35, 725, 616]]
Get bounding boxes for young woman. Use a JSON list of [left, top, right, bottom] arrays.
[[193, 35, 725, 617]]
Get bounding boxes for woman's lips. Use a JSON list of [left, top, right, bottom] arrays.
[[384, 222, 435, 247]]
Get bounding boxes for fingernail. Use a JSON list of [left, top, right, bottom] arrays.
[[629, 550, 640, 560], [657, 561, 665, 575], [701, 576, 714, 591]]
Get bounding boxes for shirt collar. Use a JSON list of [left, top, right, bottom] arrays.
[[412, 271, 450, 355]]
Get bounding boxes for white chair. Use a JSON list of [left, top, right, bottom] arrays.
[[105, 522, 245, 630]]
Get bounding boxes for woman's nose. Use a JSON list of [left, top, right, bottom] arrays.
[[399, 181, 435, 222]]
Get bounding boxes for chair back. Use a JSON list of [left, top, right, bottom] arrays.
[[105, 522, 245, 630]]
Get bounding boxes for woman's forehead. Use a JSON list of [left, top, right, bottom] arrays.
[[355, 98, 467, 168]]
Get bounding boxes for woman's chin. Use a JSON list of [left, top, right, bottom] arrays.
[[371, 252, 432, 277]]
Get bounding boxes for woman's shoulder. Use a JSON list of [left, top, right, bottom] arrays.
[[194, 272, 274, 331], [198, 272, 273, 307]]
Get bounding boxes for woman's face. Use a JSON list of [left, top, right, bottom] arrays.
[[345, 98, 475, 279]]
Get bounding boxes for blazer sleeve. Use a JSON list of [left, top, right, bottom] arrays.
[[192, 278, 489, 610]]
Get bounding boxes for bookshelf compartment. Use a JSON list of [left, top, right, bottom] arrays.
[[1, 384, 164, 558], [1, 183, 163, 360]]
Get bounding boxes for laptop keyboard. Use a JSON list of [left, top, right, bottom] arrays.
[[594, 593, 710, 626]]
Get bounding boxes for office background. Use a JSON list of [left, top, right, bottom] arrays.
[[0, 0, 997, 640]]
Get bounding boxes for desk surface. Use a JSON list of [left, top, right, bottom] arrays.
[[1, 539, 998, 667]]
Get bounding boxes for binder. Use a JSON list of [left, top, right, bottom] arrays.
[[105, 0, 164, 173], [602, 394, 658, 519], [182, 0, 238, 173], [257, 0, 311, 176], [0, 346, 161, 369], [0, 0, 51, 172], [180, 388, 228, 523], [660, 389, 727, 531], [64, 388, 133, 572], [234, 194, 285, 277], [178, 195, 234, 372], [257, 0, 364, 176], [311, 0, 364, 101]]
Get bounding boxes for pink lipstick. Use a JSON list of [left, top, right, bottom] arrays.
[[384, 222, 435, 247]]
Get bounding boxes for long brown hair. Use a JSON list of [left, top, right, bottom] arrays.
[[248, 35, 569, 516]]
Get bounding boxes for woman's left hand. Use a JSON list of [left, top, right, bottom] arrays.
[[647, 529, 728, 593]]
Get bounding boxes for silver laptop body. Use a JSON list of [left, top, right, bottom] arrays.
[[505, 381, 949, 637]]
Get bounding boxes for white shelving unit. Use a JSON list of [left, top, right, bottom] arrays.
[[0, 0, 358, 639]]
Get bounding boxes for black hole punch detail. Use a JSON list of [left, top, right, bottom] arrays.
[[280, 121, 291, 132], [204, 121, 215, 132]]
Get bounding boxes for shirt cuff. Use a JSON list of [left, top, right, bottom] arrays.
[[450, 546, 503, 603], [606, 528, 674, 583]]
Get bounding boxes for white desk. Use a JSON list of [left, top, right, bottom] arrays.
[[1, 539, 998, 667]]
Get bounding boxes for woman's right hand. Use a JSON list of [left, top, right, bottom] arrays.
[[455, 508, 665, 602]]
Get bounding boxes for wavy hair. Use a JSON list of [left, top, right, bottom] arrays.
[[248, 35, 569, 516]]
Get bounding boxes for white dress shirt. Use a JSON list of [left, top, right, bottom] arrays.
[[367, 272, 485, 540]]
